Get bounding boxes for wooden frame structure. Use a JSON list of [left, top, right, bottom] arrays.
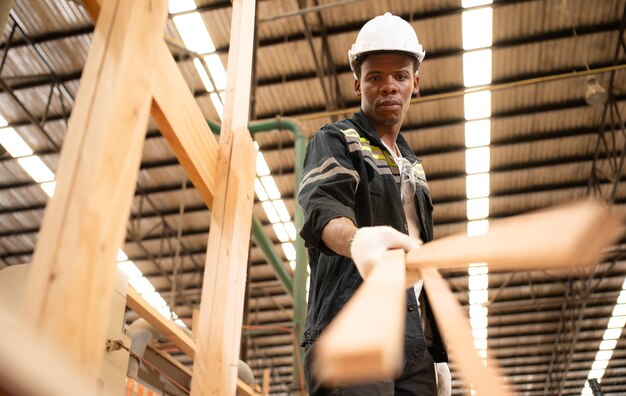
[[2, 0, 261, 395]]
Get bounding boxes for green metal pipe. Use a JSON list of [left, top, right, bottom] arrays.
[[251, 215, 293, 296]]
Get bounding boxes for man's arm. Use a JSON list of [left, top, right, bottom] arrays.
[[321, 217, 358, 258]]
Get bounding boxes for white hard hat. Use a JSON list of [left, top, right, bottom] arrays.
[[348, 12, 425, 74]]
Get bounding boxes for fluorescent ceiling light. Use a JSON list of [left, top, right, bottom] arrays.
[[272, 199, 291, 222], [282, 242, 296, 261], [17, 156, 55, 183], [40, 181, 56, 198], [595, 349, 613, 361], [462, 8, 493, 50], [157, 306, 172, 319], [472, 327, 487, 340], [477, 349, 487, 359], [470, 316, 488, 329], [592, 360, 609, 370], [193, 58, 214, 92], [466, 147, 490, 174], [169, 0, 197, 13], [469, 273, 488, 290], [117, 261, 142, 279], [254, 178, 269, 201], [272, 223, 289, 242], [612, 303, 626, 316], [256, 152, 271, 176], [284, 221, 297, 240], [0, 114, 7, 127], [468, 263, 488, 275], [260, 176, 281, 199], [462, 0, 493, 7], [466, 173, 490, 199], [469, 289, 488, 304], [289, 261, 296, 270], [0, 127, 33, 157], [463, 49, 492, 87], [261, 201, 281, 223], [175, 319, 187, 328], [603, 327, 622, 340], [599, 340, 617, 350], [607, 316, 626, 328], [172, 13, 215, 54], [209, 92, 224, 120], [204, 54, 227, 91], [464, 91, 491, 120], [468, 219, 489, 236], [473, 339, 487, 350], [141, 291, 167, 307], [117, 249, 128, 261], [587, 369, 605, 379], [469, 305, 487, 317], [130, 277, 155, 294], [467, 197, 489, 220], [465, 119, 491, 148]]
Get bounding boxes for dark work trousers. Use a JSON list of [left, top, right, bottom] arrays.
[[303, 290, 437, 396]]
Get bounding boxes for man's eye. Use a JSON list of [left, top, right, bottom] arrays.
[[397, 75, 408, 80]]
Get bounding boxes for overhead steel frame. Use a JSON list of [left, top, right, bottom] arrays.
[[543, 3, 626, 395]]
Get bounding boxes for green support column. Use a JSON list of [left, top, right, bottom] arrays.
[[292, 130, 309, 394]]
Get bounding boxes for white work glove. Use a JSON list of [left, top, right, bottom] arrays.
[[435, 362, 452, 396], [350, 226, 421, 279]]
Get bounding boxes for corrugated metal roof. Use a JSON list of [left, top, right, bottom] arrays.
[[2, 1, 626, 395]]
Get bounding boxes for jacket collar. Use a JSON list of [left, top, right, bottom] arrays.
[[350, 109, 418, 162]]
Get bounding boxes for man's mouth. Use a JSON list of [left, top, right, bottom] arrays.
[[378, 99, 402, 111]]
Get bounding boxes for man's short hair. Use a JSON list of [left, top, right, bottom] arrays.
[[352, 51, 420, 80]]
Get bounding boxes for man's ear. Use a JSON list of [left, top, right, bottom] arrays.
[[413, 74, 420, 95], [354, 78, 361, 96]]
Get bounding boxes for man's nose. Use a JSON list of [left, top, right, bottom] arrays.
[[380, 76, 398, 94]]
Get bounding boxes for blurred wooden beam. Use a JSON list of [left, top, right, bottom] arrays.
[[20, 0, 166, 381]]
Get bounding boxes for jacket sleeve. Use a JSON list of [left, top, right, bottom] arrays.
[[297, 127, 360, 256]]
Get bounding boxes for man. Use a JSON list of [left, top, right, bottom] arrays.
[[297, 12, 450, 396]]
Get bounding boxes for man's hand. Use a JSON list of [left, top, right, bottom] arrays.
[[350, 226, 421, 279]]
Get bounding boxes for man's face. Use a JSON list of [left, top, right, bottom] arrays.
[[355, 53, 419, 130]]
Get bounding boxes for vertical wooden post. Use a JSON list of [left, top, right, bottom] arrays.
[[19, 0, 167, 380], [262, 369, 271, 396], [190, 1, 257, 395]]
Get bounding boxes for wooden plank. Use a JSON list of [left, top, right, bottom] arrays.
[[314, 249, 406, 386], [20, 0, 167, 380], [190, 1, 257, 394], [262, 369, 271, 396], [127, 287, 196, 357], [421, 267, 513, 395], [406, 200, 623, 277], [83, 0, 220, 210], [190, 125, 256, 395], [151, 44, 220, 208], [127, 288, 261, 395]]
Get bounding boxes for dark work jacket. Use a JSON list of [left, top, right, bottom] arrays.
[[297, 110, 448, 364]]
